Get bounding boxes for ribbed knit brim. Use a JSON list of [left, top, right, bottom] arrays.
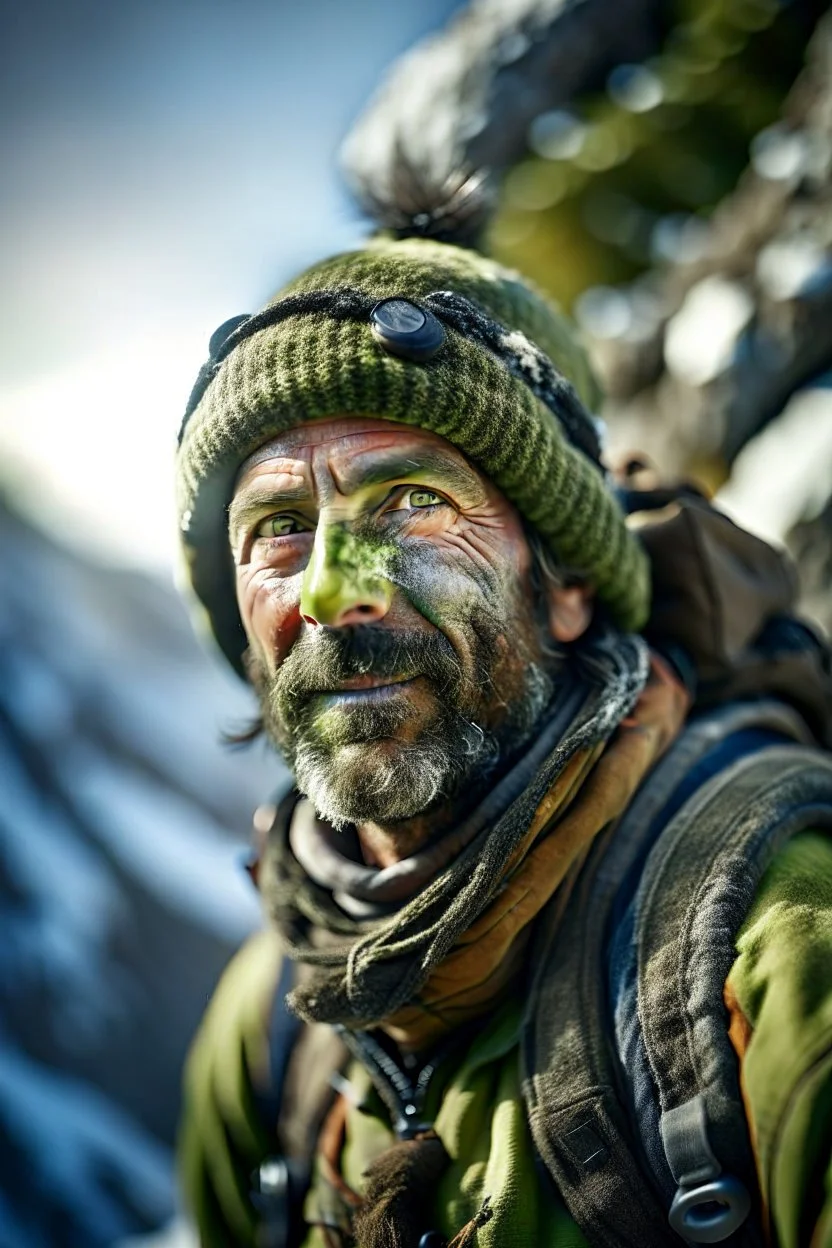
[[177, 237, 650, 674]]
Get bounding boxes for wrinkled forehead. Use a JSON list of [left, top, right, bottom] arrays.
[[233, 415, 489, 493]]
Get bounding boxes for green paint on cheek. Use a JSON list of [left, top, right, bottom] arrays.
[[392, 552, 480, 633], [404, 590, 444, 631], [327, 525, 396, 585]]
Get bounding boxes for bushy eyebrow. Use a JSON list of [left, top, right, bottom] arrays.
[[228, 481, 310, 539], [336, 450, 483, 499]]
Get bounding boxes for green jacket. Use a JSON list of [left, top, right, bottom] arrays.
[[179, 830, 832, 1246]]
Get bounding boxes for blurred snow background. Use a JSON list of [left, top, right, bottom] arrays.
[[0, 1, 830, 1245], [0, 2, 461, 1244]]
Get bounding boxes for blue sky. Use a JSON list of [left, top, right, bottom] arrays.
[[0, 0, 461, 565]]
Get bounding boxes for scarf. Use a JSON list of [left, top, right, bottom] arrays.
[[259, 632, 688, 1048]]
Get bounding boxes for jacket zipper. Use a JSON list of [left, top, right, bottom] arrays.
[[335, 1025, 444, 1140]]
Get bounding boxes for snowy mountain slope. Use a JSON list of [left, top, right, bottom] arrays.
[[0, 498, 284, 1245]]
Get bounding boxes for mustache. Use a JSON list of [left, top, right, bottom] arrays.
[[273, 625, 463, 700]]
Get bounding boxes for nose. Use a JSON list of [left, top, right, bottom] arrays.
[[300, 521, 394, 628], [309, 600, 388, 628]]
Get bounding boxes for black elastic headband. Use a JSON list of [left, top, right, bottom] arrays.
[[179, 287, 604, 469]]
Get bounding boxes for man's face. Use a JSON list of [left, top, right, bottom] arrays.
[[229, 418, 561, 829]]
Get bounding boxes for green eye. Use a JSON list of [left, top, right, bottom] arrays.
[[407, 489, 442, 509], [256, 514, 306, 538]]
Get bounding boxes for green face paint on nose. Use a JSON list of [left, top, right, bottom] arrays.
[[300, 521, 396, 626]]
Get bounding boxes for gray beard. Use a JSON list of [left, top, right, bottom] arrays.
[[291, 716, 496, 830], [251, 626, 556, 830]]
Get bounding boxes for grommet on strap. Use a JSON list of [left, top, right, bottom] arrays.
[[668, 1177, 752, 1244], [370, 298, 445, 362], [661, 1096, 751, 1243]]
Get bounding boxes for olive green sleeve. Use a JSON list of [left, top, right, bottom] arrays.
[[727, 832, 832, 1248], [178, 929, 284, 1248]]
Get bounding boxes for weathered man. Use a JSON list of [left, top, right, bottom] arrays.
[[176, 231, 832, 1247]]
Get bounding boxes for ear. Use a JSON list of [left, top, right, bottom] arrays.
[[547, 583, 595, 643]]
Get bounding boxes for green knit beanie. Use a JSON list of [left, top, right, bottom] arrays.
[[176, 235, 650, 675]]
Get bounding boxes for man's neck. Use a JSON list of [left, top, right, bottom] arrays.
[[355, 795, 473, 867]]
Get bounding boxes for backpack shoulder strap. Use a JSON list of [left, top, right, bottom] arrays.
[[521, 700, 815, 1248], [634, 741, 832, 1243], [253, 957, 348, 1247]]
